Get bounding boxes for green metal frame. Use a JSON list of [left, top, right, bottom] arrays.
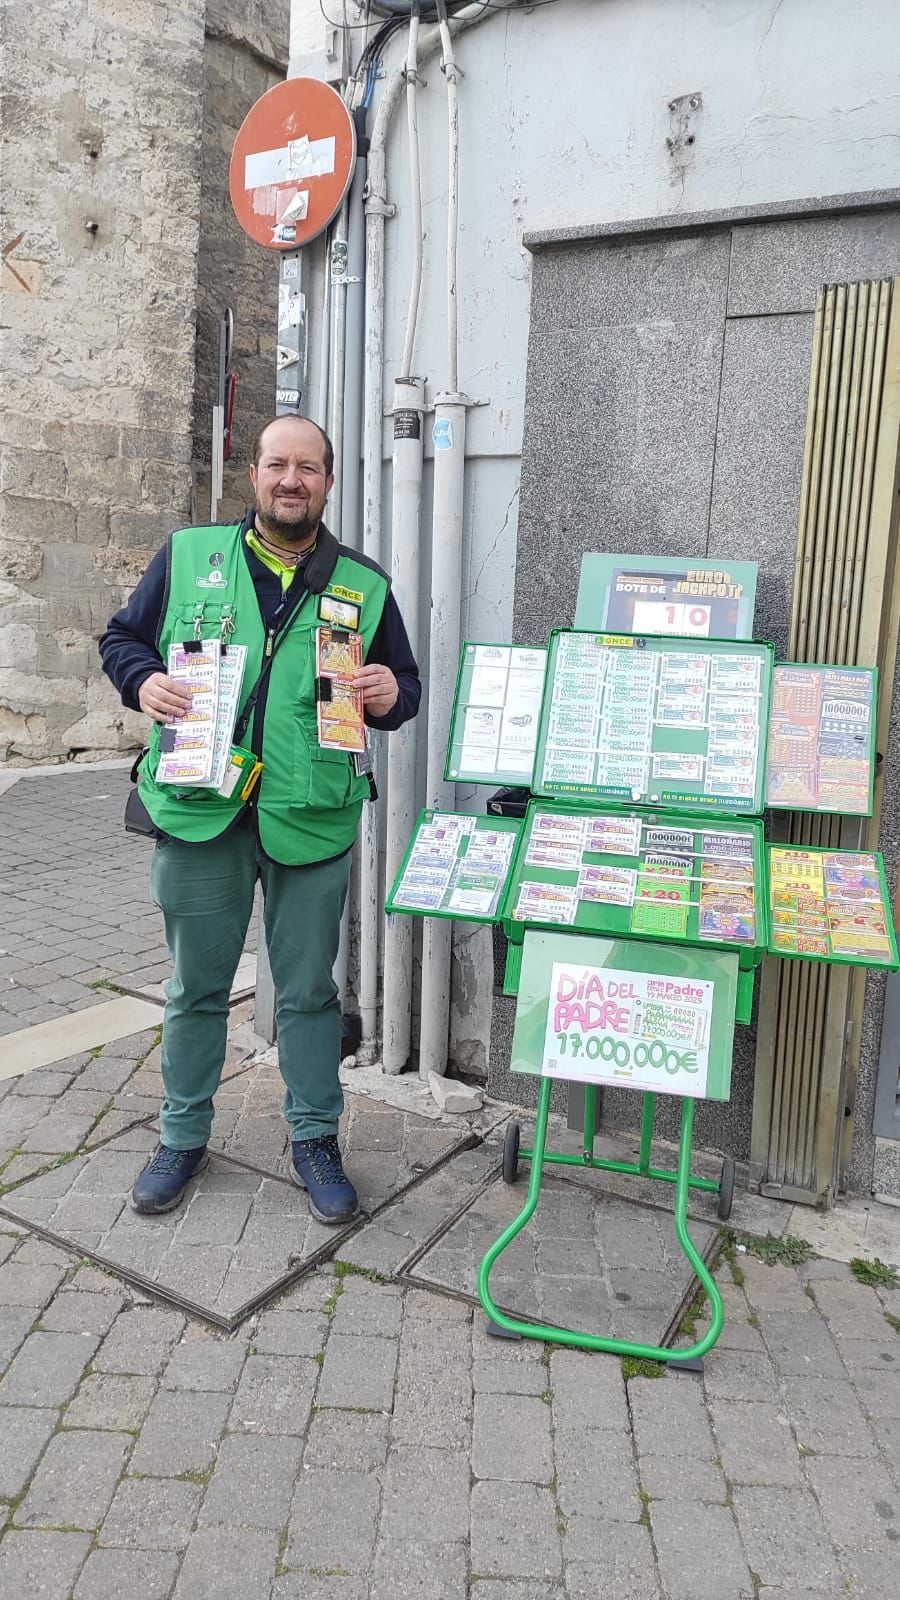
[[477, 1079, 724, 1362]]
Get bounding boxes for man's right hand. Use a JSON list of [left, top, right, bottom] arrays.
[[138, 672, 193, 723]]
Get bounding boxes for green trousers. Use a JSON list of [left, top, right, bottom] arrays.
[[150, 830, 350, 1149]]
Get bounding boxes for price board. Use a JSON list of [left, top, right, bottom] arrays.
[[501, 802, 766, 964], [532, 631, 773, 815], [509, 930, 739, 1101], [385, 810, 521, 924], [765, 664, 877, 816], [445, 642, 547, 786], [575, 554, 757, 639], [766, 845, 899, 969]]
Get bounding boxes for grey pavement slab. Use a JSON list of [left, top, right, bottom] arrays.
[[650, 1499, 752, 1599], [14, 1428, 130, 1530], [172, 1527, 279, 1600], [733, 1485, 842, 1592], [0, 1529, 91, 1600], [99, 1476, 203, 1550], [470, 1480, 562, 1580], [285, 1467, 381, 1573], [0, 1405, 60, 1499], [562, 1519, 660, 1597], [371, 1538, 468, 1600], [203, 1059, 475, 1212], [405, 1168, 715, 1347], [74, 1548, 180, 1600]]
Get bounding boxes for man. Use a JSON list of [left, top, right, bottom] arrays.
[[100, 415, 420, 1224]]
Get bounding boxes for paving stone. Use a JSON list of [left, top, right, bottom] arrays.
[[555, 1426, 640, 1521], [41, 1289, 126, 1336], [0, 1230, 22, 1264], [650, 1499, 751, 1599], [757, 1310, 845, 1377], [318, 1332, 398, 1412], [0, 1329, 100, 1406], [871, 1413, 900, 1474], [0, 1261, 70, 1306], [840, 1548, 900, 1598], [251, 1309, 328, 1356], [228, 1353, 318, 1434], [805, 1453, 899, 1549], [285, 1467, 381, 1572], [175, 1191, 254, 1247], [64, 1372, 157, 1432], [835, 1333, 900, 1370], [94, 1307, 186, 1375], [709, 1398, 804, 1486], [100, 1477, 203, 1549], [470, 1480, 562, 1579], [780, 1377, 878, 1456], [562, 1521, 660, 1598], [0, 1530, 92, 1600], [740, 1258, 814, 1315], [198, 1433, 304, 1528], [703, 1346, 779, 1402], [161, 1333, 247, 1391], [370, 1538, 468, 1599], [12, 1235, 75, 1267], [304, 1406, 390, 1471], [472, 1338, 550, 1396], [274, 1577, 366, 1600], [391, 1348, 472, 1448], [0, 1404, 59, 1498], [470, 1585, 561, 1600], [330, 1278, 403, 1338], [380, 1446, 470, 1542], [0, 1303, 38, 1369], [172, 1527, 279, 1600], [129, 1388, 231, 1476], [639, 1454, 728, 1503], [548, 1347, 628, 1432], [472, 1392, 554, 1484], [74, 1547, 180, 1600], [808, 1279, 891, 1339], [849, 1366, 900, 1418], [628, 1372, 716, 1459], [733, 1486, 841, 1591], [16, 1428, 130, 1530], [21, 1113, 96, 1153]]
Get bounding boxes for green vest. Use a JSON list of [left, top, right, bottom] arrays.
[[138, 520, 390, 866]]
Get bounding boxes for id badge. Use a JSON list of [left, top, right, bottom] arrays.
[[318, 593, 360, 630]]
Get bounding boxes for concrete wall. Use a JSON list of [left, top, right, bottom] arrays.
[[285, 0, 900, 1082], [0, 0, 287, 764]]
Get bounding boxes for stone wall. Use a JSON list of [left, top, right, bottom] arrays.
[[0, 0, 288, 764], [193, 1, 289, 523]]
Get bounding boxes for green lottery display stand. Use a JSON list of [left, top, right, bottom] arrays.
[[386, 602, 897, 1363]]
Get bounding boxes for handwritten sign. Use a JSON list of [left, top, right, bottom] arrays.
[[540, 961, 714, 1096]]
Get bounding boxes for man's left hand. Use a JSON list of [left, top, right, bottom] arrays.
[[353, 664, 399, 717]]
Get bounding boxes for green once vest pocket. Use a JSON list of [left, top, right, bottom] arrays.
[[292, 719, 353, 811]]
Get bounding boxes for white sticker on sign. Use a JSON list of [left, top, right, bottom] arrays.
[[541, 961, 713, 1097]]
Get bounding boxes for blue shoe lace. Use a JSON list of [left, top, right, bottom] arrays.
[[146, 1145, 200, 1175], [297, 1135, 346, 1186]]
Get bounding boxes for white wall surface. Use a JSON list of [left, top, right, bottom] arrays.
[[289, 0, 900, 1071]]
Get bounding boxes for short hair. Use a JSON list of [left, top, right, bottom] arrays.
[[252, 414, 334, 476]]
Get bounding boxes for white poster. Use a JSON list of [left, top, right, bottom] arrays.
[[540, 961, 713, 1097]]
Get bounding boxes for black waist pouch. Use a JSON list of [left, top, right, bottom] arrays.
[[124, 750, 166, 841]]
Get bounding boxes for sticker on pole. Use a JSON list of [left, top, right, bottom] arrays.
[[229, 78, 356, 251], [433, 419, 454, 451], [510, 930, 738, 1101]]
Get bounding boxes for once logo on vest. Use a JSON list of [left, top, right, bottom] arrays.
[[196, 570, 227, 589]]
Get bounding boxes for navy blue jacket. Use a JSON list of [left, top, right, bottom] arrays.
[[99, 514, 421, 733]]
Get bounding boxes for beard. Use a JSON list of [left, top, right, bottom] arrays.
[[256, 496, 321, 543]]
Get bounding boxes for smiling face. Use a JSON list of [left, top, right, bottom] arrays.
[[248, 417, 334, 544]]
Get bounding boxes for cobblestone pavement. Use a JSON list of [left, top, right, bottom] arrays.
[[2, 765, 900, 1597]]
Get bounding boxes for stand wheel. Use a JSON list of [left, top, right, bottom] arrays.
[[502, 1121, 521, 1185], [717, 1156, 735, 1221]]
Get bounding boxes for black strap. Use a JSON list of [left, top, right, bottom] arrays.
[[233, 583, 309, 745]]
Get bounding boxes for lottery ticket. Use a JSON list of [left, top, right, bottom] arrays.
[[158, 640, 221, 785], [577, 865, 637, 905], [651, 754, 705, 782], [586, 815, 642, 856], [512, 882, 579, 924]]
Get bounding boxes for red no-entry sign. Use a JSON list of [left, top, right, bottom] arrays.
[[229, 77, 356, 251]]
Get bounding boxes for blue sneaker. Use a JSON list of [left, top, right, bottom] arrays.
[[131, 1144, 209, 1214], [290, 1135, 359, 1224]]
